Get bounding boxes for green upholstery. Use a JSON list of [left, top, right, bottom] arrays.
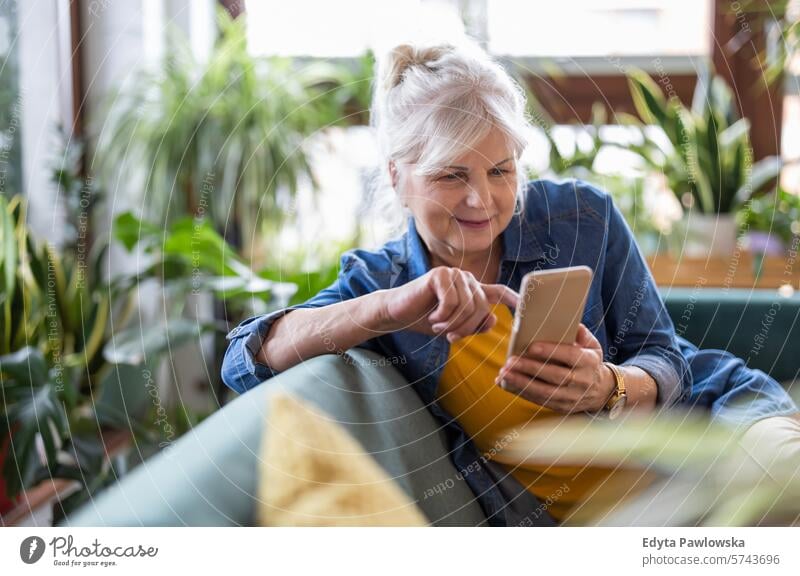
[[659, 287, 800, 384], [59, 348, 486, 527], [59, 288, 799, 526]]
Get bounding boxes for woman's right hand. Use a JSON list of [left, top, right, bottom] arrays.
[[378, 266, 519, 342]]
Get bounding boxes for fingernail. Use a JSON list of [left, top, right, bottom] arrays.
[[531, 344, 542, 354]]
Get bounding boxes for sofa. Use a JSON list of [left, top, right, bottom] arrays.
[[59, 287, 800, 527]]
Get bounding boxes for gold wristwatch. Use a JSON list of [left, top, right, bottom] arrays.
[[602, 362, 627, 420]]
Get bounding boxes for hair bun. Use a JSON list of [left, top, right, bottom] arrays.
[[382, 43, 454, 92]]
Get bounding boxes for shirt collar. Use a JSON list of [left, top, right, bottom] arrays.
[[403, 211, 544, 282]]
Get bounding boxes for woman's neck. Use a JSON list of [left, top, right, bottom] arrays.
[[428, 239, 503, 284]]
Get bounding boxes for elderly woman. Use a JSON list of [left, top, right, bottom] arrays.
[[222, 40, 799, 525]]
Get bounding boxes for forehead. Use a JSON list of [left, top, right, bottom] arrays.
[[446, 128, 514, 167]]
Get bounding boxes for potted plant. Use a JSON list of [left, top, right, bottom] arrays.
[[96, 9, 373, 262], [520, 94, 663, 254], [737, 186, 800, 279], [621, 68, 782, 257], [0, 195, 208, 522], [93, 10, 374, 403]]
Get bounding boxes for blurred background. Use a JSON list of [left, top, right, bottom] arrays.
[[1, 0, 799, 525]]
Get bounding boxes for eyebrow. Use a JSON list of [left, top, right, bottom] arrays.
[[444, 157, 514, 171]]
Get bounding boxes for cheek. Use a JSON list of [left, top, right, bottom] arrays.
[[492, 189, 518, 223], [496, 184, 518, 211], [417, 193, 458, 223]]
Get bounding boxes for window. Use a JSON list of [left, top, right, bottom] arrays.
[[487, 0, 711, 59], [245, 0, 466, 57], [0, 0, 22, 198]]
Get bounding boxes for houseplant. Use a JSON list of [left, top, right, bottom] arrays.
[[727, 1, 799, 88], [622, 68, 782, 257], [94, 9, 373, 403], [737, 186, 800, 279], [0, 194, 206, 521], [504, 410, 800, 526], [95, 9, 372, 260], [521, 92, 662, 253], [111, 210, 299, 319]]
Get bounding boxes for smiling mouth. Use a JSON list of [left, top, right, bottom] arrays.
[[455, 216, 493, 227]]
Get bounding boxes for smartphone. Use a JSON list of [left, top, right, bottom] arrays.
[[506, 265, 593, 358]]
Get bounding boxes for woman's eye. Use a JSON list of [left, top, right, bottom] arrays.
[[440, 172, 466, 181], [490, 168, 511, 176]]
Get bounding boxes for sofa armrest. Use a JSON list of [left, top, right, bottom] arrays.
[[58, 349, 486, 527]]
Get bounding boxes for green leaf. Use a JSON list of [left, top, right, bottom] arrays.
[[1, 197, 16, 306], [103, 318, 215, 365], [627, 69, 669, 127], [1, 382, 68, 497], [0, 347, 48, 390], [705, 111, 722, 209], [718, 118, 750, 149], [734, 156, 781, 207], [113, 211, 162, 252]]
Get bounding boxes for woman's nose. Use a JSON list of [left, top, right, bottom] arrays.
[[465, 181, 492, 209]]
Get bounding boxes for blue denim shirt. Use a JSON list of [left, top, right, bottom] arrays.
[[221, 178, 797, 525]]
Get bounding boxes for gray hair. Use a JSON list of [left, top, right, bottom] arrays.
[[366, 38, 532, 236]]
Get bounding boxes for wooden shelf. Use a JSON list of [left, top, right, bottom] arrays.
[[647, 253, 800, 290]]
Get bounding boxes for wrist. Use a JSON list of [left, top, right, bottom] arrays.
[[619, 365, 658, 410], [598, 362, 617, 409], [370, 289, 398, 333], [598, 361, 628, 419]]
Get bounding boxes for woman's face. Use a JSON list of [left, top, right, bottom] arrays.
[[393, 127, 518, 267]]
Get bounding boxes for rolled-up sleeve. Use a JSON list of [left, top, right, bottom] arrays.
[[221, 252, 383, 394], [597, 187, 692, 406]]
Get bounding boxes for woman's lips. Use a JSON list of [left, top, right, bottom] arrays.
[[455, 216, 492, 229]]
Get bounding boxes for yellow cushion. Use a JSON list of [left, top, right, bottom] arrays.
[[257, 393, 428, 526]]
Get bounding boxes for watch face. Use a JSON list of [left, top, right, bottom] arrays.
[[608, 394, 627, 420]]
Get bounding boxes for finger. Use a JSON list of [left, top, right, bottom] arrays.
[[441, 273, 482, 340], [478, 312, 496, 332], [524, 340, 585, 367], [499, 370, 568, 407], [576, 323, 601, 350], [501, 355, 577, 387], [500, 370, 588, 412], [428, 271, 460, 325], [482, 283, 519, 309], [460, 273, 493, 335], [432, 271, 472, 336]]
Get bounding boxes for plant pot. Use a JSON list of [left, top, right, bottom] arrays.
[[680, 212, 740, 258], [0, 427, 21, 515]]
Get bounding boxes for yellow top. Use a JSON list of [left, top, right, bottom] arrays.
[[437, 302, 637, 522]]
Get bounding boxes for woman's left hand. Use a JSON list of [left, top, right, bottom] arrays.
[[496, 323, 616, 414]]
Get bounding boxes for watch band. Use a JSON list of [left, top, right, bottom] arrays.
[[602, 361, 626, 413]]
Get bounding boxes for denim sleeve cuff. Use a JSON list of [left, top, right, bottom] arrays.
[[241, 323, 278, 381], [620, 352, 682, 406], [226, 307, 304, 387]]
